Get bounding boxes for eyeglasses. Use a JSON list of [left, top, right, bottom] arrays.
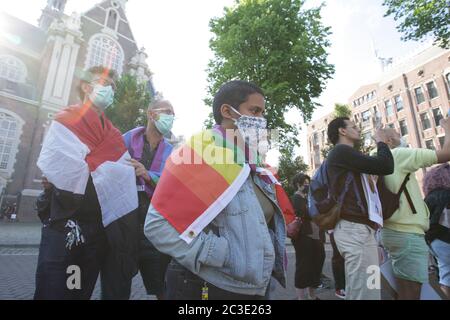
[[152, 108, 175, 116], [90, 77, 116, 91]]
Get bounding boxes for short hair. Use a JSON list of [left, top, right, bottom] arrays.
[[327, 117, 350, 145], [78, 66, 117, 100], [148, 99, 172, 111], [212, 80, 264, 124], [292, 173, 310, 189]]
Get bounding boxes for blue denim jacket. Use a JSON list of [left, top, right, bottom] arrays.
[[144, 173, 287, 296]]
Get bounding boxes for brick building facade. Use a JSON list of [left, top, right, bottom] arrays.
[[0, 0, 155, 221]]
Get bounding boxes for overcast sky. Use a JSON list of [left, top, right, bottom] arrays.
[[1, 0, 422, 166]]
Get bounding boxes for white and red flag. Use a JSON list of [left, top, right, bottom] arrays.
[[37, 103, 138, 227]]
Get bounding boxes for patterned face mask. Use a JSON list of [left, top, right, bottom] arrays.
[[229, 106, 268, 155]]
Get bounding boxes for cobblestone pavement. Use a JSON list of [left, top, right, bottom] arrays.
[[0, 222, 42, 247], [0, 244, 340, 300]]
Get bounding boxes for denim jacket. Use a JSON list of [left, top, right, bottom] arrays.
[[144, 172, 287, 296]]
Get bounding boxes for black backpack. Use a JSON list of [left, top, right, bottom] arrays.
[[377, 173, 417, 220]]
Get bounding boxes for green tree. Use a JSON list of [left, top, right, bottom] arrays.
[[277, 144, 309, 196], [105, 74, 152, 133], [205, 0, 335, 152], [383, 0, 450, 48], [333, 103, 352, 119]]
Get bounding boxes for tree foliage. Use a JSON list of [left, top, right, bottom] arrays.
[[383, 0, 450, 48], [205, 0, 335, 153], [276, 144, 309, 196], [105, 74, 152, 133]]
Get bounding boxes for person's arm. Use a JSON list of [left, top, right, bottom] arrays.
[[395, 148, 437, 173], [144, 204, 229, 274], [297, 196, 309, 219], [436, 118, 450, 163], [291, 194, 301, 217], [329, 142, 394, 175]]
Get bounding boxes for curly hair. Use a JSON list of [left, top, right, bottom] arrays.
[[423, 163, 450, 197], [292, 173, 310, 189]]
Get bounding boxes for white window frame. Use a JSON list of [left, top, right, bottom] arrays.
[[414, 86, 426, 105], [385, 99, 394, 117], [105, 8, 120, 32], [0, 109, 24, 178], [394, 94, 404, 112], [362, 110, 371, 122], [425, 80, 439, 100], [399, 119, 408, 137], [432, 106, 443, 127], [420, 112, 432, 131], [0, 55, 27, 84], [84, 33, 124, 75]]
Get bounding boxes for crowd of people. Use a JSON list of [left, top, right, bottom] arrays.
[[1, 202, 17, 222], [32, 65, 450, 300]]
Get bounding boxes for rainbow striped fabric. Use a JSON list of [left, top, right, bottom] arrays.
[[151, 126, 254, 244]]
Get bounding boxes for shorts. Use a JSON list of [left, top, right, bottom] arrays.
[[381, 228, 429, 284]]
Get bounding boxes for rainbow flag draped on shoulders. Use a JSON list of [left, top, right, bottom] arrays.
[[151, 125, 260, 244]]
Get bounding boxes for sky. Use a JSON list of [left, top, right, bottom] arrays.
[[1, 0, 422, 167]]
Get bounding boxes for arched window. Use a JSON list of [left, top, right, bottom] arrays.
[[86, 35, 124, 74], [0, 55, 27, 83], [0, 111, 22, 174], [106, 9, 119, 31]]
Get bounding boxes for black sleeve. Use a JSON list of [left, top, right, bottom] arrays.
[[328, 142, 394, 175], [291, 194, 308, 218], [35, 188, 53, 224]]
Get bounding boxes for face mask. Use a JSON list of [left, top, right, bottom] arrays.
[[398, 137, 408, 148], [230, 105, 267, 139], [89, 85, 114, 111], [154, 113, 174, 136]]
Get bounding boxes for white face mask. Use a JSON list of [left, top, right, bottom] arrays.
[[89, 84, 114, 111], [229, 106, 269, 157]]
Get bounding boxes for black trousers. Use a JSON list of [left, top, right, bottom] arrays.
[[291, 234, 325, 289], [34, 223, 106, 300], [165, 260, 267, 300], [101, 195, 171, 300], [330, 232, 345, 291], [100, 234, 171, 300]]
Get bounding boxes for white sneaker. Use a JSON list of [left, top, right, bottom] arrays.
[[335, 289, 345, 299]]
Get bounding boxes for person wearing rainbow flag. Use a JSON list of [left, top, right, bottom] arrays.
[[144, 80, 287, 300]]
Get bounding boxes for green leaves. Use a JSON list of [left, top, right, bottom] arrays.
[[383, 0, 450, 48], [277, 144, 309, 195], [206, 0, 334, 151], [105, 74, 152, 133]]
